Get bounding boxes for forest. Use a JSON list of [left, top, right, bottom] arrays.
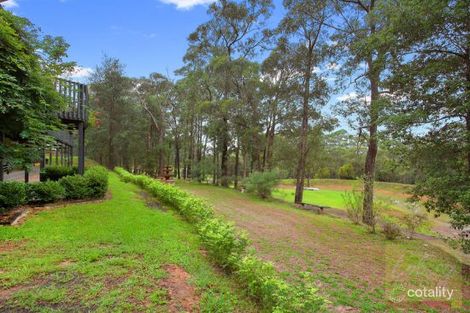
[[85, 0, 469, 236]]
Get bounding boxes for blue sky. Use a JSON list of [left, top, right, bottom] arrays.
[[3, 0, 285, 80], [3, 0, 356, 130]]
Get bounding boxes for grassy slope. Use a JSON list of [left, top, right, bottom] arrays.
[[177, 181, 467, 313], [0, 173, 258, 312]]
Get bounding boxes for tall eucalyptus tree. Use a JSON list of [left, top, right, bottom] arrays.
[[277, 0, 331, 204]]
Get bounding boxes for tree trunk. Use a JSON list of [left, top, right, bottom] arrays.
[[220, 117, 229, 187], [294, 53, 312, 204], [174, 137, 180, 179], [362, 57, 380, 229], [234, 137, 240, 189], [212, 138, 217, 185]]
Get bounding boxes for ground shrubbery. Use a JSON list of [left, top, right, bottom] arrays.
[[242, 170, 279, 199], [0, 166, 109, 213], [0, 182, 27, 213], [115, 167, 326, 312], [382, 221, 402, 240], [342, 189, 363, 224], [27, 181, 65, 204], [40, 166, 78, 181]]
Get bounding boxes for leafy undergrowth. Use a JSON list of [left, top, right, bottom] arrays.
[[0, 173, 258, 312], [178, 181, 469, 313]]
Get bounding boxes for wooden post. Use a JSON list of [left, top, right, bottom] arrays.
[[60, 144, 64, 166], [40, 149, 45, 170], [70, 145, 73, 167], [78, 122, 85, 175], [0, 131, 4, 182], [24, 168, 29, 183], [55, 147, 59, 166]]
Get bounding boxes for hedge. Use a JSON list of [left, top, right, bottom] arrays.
[[0, 182, 27, 213], [27, 181, 65, 204], [115, 167, 326, 312], [0, 166, 109, 213], [40, 166, 78, 181]]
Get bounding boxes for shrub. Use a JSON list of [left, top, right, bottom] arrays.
[[40, 166, 78, 181], [0, 181, 27, 213], [59, 175, 90, 200], [382, 221, 401, 240], [58, 166, 109, 200], [403, 203, 427, 238], [236, 256, 325, 312], [84, 166, 108, 198], [242, 171, 279, 199], [338, 163, 355, 179], [342, 189, 363, 224], [198, 218, 248, 270], [26, 181, 65, 204]]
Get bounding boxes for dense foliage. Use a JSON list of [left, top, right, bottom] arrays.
[[0, 181, 26, 212], [40, 166, 78, 182], [0, 9, 73, 170], [242, 170, 279, 198], [0, 166, 108, 212], [115, 167, 326, 312]]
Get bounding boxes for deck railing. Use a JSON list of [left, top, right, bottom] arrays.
[[55, 78, 88, 123]]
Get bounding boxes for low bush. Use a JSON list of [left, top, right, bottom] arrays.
[[40, 166, 78, 181], [59, 175, 90, 200], [84, 166, 108, 198], [237, 256, 325, 312], [27, 181, 65, 204], [242, 170, 279, 199], [382, 221, 401, 240], [59, 166, 109, 200], [342, 189, 363, 224], [403, 203, 427, 238], [115, 167, 326, 312], [0, 181, 27, 213], [0, 167, 108, 213], [198, 218, 248, 270]]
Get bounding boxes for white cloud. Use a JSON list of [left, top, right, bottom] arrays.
[[337, 92, 371, 103], [2, 0, 18, 8], [159, 0, 214, 10], [61, 66, 93, 82], [326, 62, 340, 71]]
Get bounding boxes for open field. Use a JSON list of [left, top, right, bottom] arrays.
[[0, 173, 257, 312], [178, 181, 469, 312], [273, 179, 456, 238]]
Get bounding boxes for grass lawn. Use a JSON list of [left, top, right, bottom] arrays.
[[177, 181, 468, 313], [273, 179, 452, 237], [0, 173, 258, 312]]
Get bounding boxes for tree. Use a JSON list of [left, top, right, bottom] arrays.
[[384, 0, 470, 249], [0, 9, 72, 174], [184, 0, 273, 186], [332, 0, 395, 229], [277, 0, 331, 204], [88, 57, 132, 169]]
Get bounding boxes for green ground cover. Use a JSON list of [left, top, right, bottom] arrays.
[[0, 173, 258, 312]]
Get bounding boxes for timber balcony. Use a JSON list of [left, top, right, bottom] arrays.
[[56, 78, 89, 124]]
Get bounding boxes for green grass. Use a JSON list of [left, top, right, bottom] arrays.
[[274, 188, 347, 209], [0, 173, 258, 312], [273, 180, 444, 237]]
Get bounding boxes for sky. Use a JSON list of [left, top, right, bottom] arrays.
[[2, 0, 356, 130], [2, 0, 285, 80]]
